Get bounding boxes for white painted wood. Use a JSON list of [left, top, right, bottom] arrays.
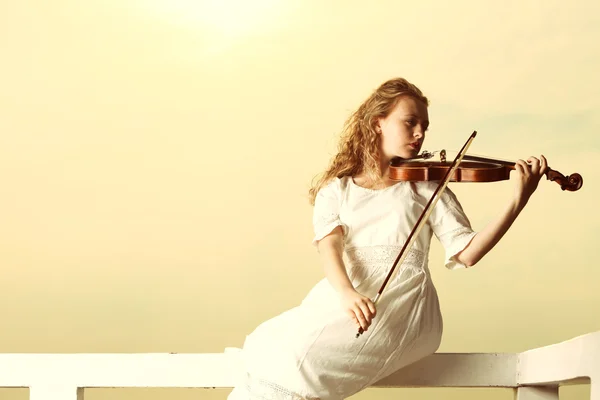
[[518, 331, 600, 399], [374, 353, 517, 388], [0, 331, 597, 399], [29, 386, 83, 400], [0, 352, 243, 388], [0, 352, 515, 389], [516, 386, 559, 400]]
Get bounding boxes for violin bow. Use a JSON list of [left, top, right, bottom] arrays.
[[356, 130, 478, 338]]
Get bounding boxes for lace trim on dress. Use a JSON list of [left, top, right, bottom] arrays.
[[345, 245, 426, 267], [437, 227, 478, 270], [439, 226, 471, 238], [244, 373, 320, 400], [312, 212, 347, 245], [343, 245, 428, 285], [314, 211, 337, 227]]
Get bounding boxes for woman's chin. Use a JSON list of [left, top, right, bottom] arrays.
[[396, 150, 419, 159]]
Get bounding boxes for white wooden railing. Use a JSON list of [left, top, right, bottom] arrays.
[[0, 330, 598, 400]]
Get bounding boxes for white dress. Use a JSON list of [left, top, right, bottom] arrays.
[[228, 177, 477, 400]]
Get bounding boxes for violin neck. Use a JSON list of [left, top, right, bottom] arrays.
[[462, 154, 515, 167], [460, 153, 583, 192]]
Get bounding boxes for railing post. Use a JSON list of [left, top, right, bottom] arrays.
[[515, 386, 559, 400], [29, 386, 83, 400]]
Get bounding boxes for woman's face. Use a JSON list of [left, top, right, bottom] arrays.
[[377, 95, 429, 162]]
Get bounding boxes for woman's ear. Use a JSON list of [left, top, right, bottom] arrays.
[[375, 121, 382, 134]]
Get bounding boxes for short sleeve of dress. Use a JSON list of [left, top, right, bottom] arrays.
[[428, 186, 477, 270], [312, 178, 347, 246]]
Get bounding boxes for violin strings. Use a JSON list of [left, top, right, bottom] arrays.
[[438, 150, 514, 166]]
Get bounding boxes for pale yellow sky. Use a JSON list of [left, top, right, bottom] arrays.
[[0, 1, 598, 399]]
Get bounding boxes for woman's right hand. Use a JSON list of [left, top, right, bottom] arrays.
[[340, 287, 376, 332]]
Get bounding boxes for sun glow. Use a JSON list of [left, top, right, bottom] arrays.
[[140, 0, 287, 39]]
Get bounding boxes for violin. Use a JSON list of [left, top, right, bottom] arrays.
[[389, 149, 583, 192], [355, 131, 581, 339]]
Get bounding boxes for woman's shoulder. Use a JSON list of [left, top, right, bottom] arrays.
[[321, 176, 351, 191], [314, 176, 349, 201]]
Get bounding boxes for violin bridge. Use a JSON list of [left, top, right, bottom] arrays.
[[415, 149, 447, 162]]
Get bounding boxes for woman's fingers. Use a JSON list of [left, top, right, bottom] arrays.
[[527, 156, 541, 174], [356, 299, 376, 331], [539, 154, 548, 174], [342, 290, 377, 332]]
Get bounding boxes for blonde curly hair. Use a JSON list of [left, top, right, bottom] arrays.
[[308, 77, 429, 205]]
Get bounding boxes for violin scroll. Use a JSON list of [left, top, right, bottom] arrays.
[[546, 169, 583, 191]]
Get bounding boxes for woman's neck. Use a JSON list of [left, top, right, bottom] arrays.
[[353, 171, 396, 190], [351, 156, 397, 189]]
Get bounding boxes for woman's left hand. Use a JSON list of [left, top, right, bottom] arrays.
[[513, 155, 548, 206]]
